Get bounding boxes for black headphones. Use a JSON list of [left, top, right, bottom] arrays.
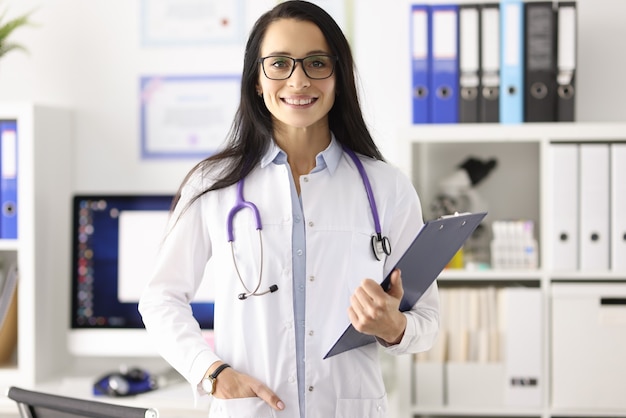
[[93, 367, 156, 397]]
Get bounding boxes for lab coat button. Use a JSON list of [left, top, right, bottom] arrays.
[[296, 249, 303, 256], [308, 330, 314, 336], [289, 376, 296, 383], [308, 386, 314, 392], [303, 177, 309, 182], [308, 221, 314, 227], [308, 275, 315, 282]]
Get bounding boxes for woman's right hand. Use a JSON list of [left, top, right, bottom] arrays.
[[213, 367, 285, 411]]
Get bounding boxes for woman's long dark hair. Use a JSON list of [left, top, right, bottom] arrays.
[[173, 0, 384, 209]]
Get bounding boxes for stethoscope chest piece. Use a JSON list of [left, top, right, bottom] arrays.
[[371, 234, 391, 261]]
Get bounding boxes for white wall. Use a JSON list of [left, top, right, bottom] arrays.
[[0, 0, 625, 193]]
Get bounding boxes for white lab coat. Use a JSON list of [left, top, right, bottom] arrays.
[[139, 139, 439, 418]]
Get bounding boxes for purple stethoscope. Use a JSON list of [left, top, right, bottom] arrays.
[[227, 146, 391, 300]]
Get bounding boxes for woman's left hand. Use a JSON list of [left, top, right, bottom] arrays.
[[348, 269, 407, 345]]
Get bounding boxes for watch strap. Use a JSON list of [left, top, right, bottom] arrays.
[[210, 363, 231, 380]]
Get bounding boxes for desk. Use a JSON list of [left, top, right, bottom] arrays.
[[1, 364, 403, 417], [1, 378, 210, 418]]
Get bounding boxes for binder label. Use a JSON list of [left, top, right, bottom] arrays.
[[412, 9, 428, 60], [1, 131, 17, 179], [527, 7, 554, 70], [503, 4, 521, 67], [432, 10, 457, 62]]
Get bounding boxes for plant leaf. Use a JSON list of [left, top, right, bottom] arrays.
[[0, 14, 31, 42], [0, 9, 36, 57], [0, 43, 27, 59]]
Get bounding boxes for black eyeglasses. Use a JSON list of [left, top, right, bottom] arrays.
[[258, 55, 338, 80]]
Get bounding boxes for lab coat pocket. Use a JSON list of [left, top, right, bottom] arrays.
[[209, 397, 276, 418], [335, 394, 388, 418]]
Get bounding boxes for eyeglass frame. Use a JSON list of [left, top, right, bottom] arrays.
[[258, 55, 339, 80]]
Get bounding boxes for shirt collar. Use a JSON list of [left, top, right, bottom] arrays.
[[260, 140, 283, 168], [260, 133, 343, 176]]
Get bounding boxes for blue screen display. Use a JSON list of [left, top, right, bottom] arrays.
[[71, 195, 214, 329]]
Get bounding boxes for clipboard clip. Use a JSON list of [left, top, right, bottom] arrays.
[[438, 211, 471, 219], [438, 212, 472, 228]]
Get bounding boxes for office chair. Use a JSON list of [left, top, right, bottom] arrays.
[[7, 386, 159, 418]]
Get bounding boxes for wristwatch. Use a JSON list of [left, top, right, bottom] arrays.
[[201, 363, 231, 395]]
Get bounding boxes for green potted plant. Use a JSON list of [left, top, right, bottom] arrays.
[[0, 6, 35, 59]]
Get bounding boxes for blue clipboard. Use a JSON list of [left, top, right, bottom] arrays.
[[324, 211, 488, 359]]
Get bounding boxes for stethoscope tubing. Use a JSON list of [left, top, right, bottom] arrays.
[[342, 146, 383, 238], [227, 179, 263, 242], [227, 145, 391, 299]]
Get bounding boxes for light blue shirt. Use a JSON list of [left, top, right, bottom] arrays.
[[267, 137, 343, 417]]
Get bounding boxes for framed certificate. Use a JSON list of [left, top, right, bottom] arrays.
[[140, 75, 241, 159], [141, 0, 244, 45]]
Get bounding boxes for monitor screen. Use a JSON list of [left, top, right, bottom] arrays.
[[69, 194, 214, 356]]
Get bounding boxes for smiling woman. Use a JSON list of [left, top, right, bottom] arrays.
[[138, 2, 439, 418], [256, 18, 337, 140]]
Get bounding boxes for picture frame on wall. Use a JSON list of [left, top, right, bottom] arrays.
[[140, 75, 240, 159], [141, 0, 245, 46]]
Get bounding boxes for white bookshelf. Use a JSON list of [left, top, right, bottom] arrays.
[[0, 103, 73, 411], [0, 104, 222, 417], [395, 122, 626, 418]]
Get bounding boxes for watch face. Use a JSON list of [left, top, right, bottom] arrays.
[[201, 377, 215, 394]]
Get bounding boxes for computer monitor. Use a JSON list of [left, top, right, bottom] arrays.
[[68, 194, 214, 356]]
